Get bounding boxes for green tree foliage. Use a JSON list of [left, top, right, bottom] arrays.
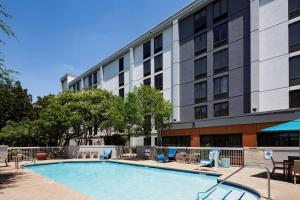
[[124, 85, 173, 143], [0, 81, 33, 129]]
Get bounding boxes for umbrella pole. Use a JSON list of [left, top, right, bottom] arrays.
[[299, 132, 300, 158]]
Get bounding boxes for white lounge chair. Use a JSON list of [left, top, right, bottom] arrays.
[[0, 145, 8, 167]]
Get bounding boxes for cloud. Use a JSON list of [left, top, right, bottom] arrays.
[[62, 64, 74, 71]]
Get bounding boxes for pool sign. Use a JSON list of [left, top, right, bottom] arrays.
[[264, 150, 273, 160]]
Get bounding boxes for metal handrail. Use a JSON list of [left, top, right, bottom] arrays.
[[197, 163, 271, 199], [15, 153, 36, 169]]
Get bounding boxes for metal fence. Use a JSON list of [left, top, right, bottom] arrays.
[[7, 146, 65, 162], [152, 146, 244, 166]]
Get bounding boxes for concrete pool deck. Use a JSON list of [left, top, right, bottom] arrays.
[[0, 159, 299, 200]]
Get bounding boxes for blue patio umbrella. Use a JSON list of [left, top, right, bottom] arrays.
[[262, 118, 300, 156]]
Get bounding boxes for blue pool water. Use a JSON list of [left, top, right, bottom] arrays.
[[26, 162, 258, 200]]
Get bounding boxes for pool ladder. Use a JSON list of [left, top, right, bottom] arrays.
[[15, 153, 36, 169], [196, 163, 271, 200]]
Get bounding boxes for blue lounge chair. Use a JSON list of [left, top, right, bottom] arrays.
[[199, 150, 220, 167], [156, 148, 177, 162], [99, 149, 112, 159]]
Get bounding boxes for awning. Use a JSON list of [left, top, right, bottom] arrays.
[[262, 118, 300, 132]]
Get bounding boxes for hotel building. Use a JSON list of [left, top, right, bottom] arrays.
[[61, 0, 300, 147]]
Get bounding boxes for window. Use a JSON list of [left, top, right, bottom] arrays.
[[258, 132, 299, 147], [214, 49, 228, 74], [290, 89, 300, 108], [194, 81, 207, 103], [194, 8, 206, 33], [143, 60, 151, 77], [214, 102, 229, 117], [213, 0, 228, 22], [144, 137, 151, 146], [194, 32, 207, 55], [195, 105, 207, 119], [143, 77, 151, 86], [162, 136, 191, 147], [289, 0, 300, 19], [154, 54, 163, 72], [143, 41, 151, 59], [76, 82, 80, 91], [201, 134, 242, 147], [195, 57, 207, 80], [119, 72, 124, 86], [119, 88, 124, 99], [88, 75, 92, 87], [290, 55, 300, 86], [93, 72, 97, 85], [214, 76, 229, 100], [119, 57, 124, 72], [154, 73, 163, 90], [289, 22, 300, 53], [154, 34, 163, 54], [214, 22, 228, 48]]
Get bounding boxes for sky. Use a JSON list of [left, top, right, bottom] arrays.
[[1, 0, 192, 101]]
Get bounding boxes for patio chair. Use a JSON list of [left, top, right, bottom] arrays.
[[0, 145, 8, 167], [199, 150, 220, 167], [293, 160, 300, 184], [99, 149, 112, 159], [156, 148, 177, 162], [271, 156, 284, 176], [145, 149, 151, 160], [175, 152, 186, 163]]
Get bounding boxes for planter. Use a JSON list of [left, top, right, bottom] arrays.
[[36, 151, 48, 160]]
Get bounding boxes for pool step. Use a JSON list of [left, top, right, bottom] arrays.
[[198, 188, 258, 200]]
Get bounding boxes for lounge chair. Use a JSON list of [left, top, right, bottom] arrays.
[[99, 149, 112, 159], [0, 145, 8, 167], [293, 160, 300, 184], [271, 156, 284, 176], [199, 150, 220, 167], [156, 148, 177, 162]]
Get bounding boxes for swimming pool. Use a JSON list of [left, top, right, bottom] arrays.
[[26, 162, 259, 200]]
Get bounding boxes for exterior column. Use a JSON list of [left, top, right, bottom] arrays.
[[171, 19, 180, 122], [99, 66, 104, 89], [129, 48, 135, 91], [80, 78, 84, 90], [250, 0, 260, 113]]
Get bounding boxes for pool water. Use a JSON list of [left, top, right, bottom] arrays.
[[26, 162, 258, 200]]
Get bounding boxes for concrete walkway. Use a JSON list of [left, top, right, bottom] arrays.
[[0, 159, 300, 200]]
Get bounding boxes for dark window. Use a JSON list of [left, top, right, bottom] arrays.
[[290, 89, 300, 108], [195, 105, 207, 119], [143, 60, 151, 77], [143, 78, 151, 86], [201, 134, 242, 147], [93, 72, 97, 85], [162, 136, 191, 147], [119, 72, 124, 86], [213, 0, 228, 22], [194, 8, 206, 33], [143, 41, 151, 59], [76, 82, 80, 91], [154, 54, 163, 72], [289, 0, 300, 19], [289, 21, 300, 53], [144, 137, 151, 146], [290, 55, 300, 86], [214, 102, 229, 117], [119, 88, 124, 99], [88, 75, 92, 87], [154, 34, 163, 54], [194, 32, 207, 55], [214, 49, 228, 74], [195, 57, 207, 80], [154, 73, 163, 90], [119, 57, 124, 72], [214, 22, 228, 48], [214, 76, 229, 100], [257, 132, 299, 147], [194, 81, 207, 103]]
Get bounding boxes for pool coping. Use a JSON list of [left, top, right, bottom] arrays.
[[22, 159, 261, 199]]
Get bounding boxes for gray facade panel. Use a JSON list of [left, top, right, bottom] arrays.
[[180, 82, 194, 107], [229, 67, 244, 97], [180, 59, 194, 84]]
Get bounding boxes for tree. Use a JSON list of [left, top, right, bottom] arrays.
[[124, 85, 173, 145]]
